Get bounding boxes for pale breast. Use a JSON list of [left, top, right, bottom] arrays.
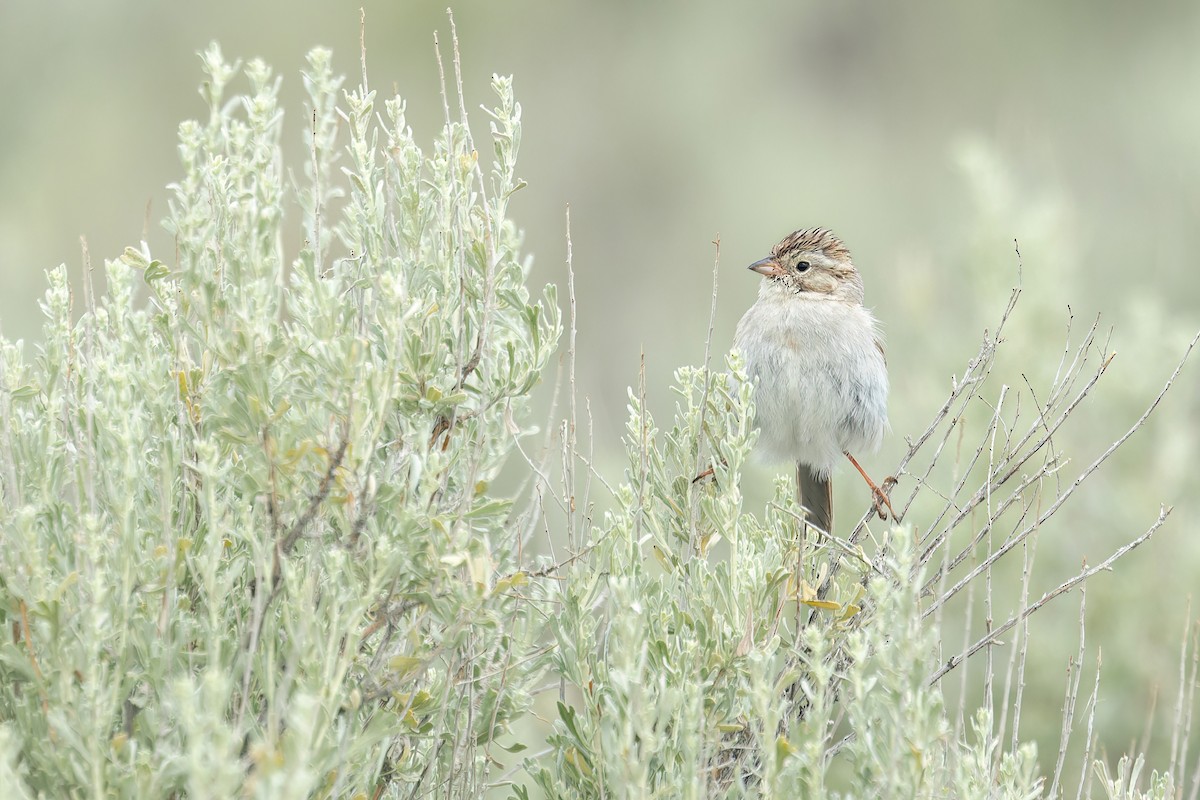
[[734, 295, 888, 475]]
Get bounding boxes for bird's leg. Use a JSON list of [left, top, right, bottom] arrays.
[[844, 451, 899, 522]]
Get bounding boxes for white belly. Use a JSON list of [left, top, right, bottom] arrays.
[[734, 295, 888, 478]]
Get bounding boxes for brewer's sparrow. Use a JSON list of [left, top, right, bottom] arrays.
[[734, 227, 892, 533]]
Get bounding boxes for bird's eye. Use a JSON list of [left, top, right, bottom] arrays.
[[795, 260, 811, 273]]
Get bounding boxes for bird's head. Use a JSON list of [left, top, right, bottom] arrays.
[[748, 227, 864, 304]]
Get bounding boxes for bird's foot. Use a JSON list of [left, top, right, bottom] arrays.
[[872, 476, 899, 522], [845, 451, 901, 523]]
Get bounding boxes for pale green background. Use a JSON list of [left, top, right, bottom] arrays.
[[2, 0, 1198, 776]]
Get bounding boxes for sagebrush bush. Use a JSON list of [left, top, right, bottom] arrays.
[[0, 33, 1193, 800], [0, 41, 558, 797]]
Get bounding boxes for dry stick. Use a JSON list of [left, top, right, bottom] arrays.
[[570, 447, 618, 502], [917, 326, 1107, 574], [1081, 751, 1099, 800], [861, 316, 1005, 550], [1019, 372, 1067, 501], [635, 351, 649, 551], [581, 398, 598, 546], [1001, 318, 1102, 474], [929, 505, 1170, 685], [924, 445, 1094, 617], [991, 516, 1024, 762], [689, 234, 721, 545], [954, 545, 979, 748], [918, 311, 1098, 560], [564, 206, 579, 558], [1047, 305, 1077, 404], [890, 379, 982, 543], [1075, 649, 1103, 800], [1008, 514, 1041, 756], [1034, 316, 1100, 449], [982, 385, 1008, 745], [918, 462, 1049, 601], [880, 286, 1021, 532], [921, 362, 1027, 537], [925, 327, 1198, 618], [942, 416, 968, 746], [916, 398, 997, 556], [1180, 620, 1200, 800], [512, 209, 609, 574], [1007, 326, 1107, 478], [1049, 583, 1088, 800], [986, 327, 1106, 488], [916, 453, 1060, 604], [520, 535, 609, 581], [512, 435, 570, 520], [1048, 321, 1106, 424], [1171, 605, 1193, 779], [511, 354, 565, 549]]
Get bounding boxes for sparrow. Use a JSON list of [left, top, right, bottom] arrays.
[[733, 227, 893, 533]]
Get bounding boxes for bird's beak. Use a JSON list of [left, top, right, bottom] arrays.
[[748, 257, 785, 278]]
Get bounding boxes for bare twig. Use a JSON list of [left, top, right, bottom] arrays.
[[929, 506, 1170, 685], [564, 206, 578, 556], [689, 234, 721, 544], [1075, 649, 1103, 800], [1171, 605, 1193, 779], [923, 327, 1197, 618], [1180, 620, 1200, 800], [1049, 583, 1087, 800]]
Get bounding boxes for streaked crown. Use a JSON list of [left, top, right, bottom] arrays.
[[771, 227, 851, 262]]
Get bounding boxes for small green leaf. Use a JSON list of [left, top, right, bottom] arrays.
[[120, 246, 149, 270], [557, 701, 585, 746], [144, 260, 169, 283]]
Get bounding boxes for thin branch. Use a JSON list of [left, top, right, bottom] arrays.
[[924, 326, 1197, 617], [689, 234, 721, 544], [1049, 583, 1087, 800], [1075, 649, 1103, 800], [564, 205, 578, 556], [929, 506, 1170, 685]]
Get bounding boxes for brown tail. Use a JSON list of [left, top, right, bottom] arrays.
[[796, 463, 833, 533]]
